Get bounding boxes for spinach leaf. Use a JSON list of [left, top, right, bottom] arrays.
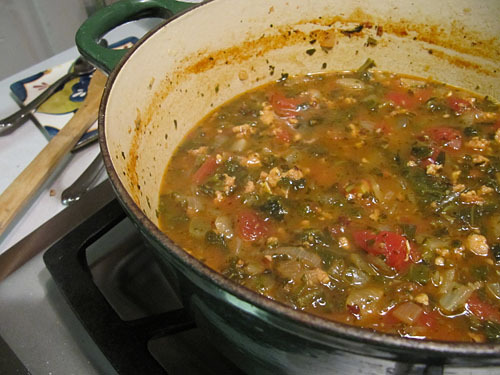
[[400, 223, 416, 241], [407, 264, 430, 285], [206, 230, 227, 249], [259, 197, 288, 221], [484, 321, 500, 343], [223, 257, 247, 281], [402, 166, 451, 207], [279, 177, 306, 191]]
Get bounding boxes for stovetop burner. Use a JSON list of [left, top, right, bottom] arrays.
[[43, 199, 243, 375]]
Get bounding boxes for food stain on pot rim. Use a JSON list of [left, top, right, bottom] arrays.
[[302, 8, 500, 61], [120, 6, 499, 217]]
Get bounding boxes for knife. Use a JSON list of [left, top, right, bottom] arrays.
[[0, 179, 115, 282]]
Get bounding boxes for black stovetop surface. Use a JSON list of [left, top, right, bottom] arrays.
[[43, 199, 243, 375]]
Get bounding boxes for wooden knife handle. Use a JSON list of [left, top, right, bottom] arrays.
[[0, 70, 107, 239]]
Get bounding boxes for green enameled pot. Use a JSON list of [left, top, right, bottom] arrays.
[[77, 0, 500, 373]]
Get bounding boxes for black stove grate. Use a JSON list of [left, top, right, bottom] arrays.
[[43, 199, 243, 375]]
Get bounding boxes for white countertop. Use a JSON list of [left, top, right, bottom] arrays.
[[0, 18, 164, 375], [0, 2, 214, 372], [0, 19, 166, 255]]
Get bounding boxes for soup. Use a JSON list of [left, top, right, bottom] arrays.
[[158, 60, 500, 342]]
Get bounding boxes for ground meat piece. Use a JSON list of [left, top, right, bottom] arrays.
[[426, 163, 442, 176], [343, 97, 357, 105], [473, 111, 498, 123], [214, 190, 224, 203], [305, 268, 330, 286], [260, 103, 274, 125], [232, 124, 256, 138], [466, 137, 490, 151], [453, 184, 466, 193], [266, 167, 282, 187], [451, 170, 461, 184], [414, 293, 429, 306], [338, 237, 350, 249], [472, 155, 489, 165], [478, 185, 494, 195], [222, 174, 236, 194], [244, 181, 255, 193], [282, 166, 304, 180], [241, 152, 261, 167], [460, 190, 485, 205], [188, 146, 208, 156]]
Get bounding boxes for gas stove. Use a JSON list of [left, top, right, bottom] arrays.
[[43, 196, 244, 375], [0, 180, 242, 374]]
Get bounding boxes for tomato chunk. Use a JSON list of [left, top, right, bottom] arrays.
[[269, 92, 303, 118], [416, 310, 439, 329], [385, 88, 431, 110], [420, 147, 441, 167], [353, 231, 378, 254], [427, 127, 462, 151], [377, 231, 411, 270], [274, 126, 293, 143], [237, 210, 270, 241], [467, 293, 500, 324], [353, 230, 414, 271], [447, 96, 472, 113], [192, 155, 218, 185]]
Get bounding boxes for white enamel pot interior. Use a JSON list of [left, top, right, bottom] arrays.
[[98, 0, 500, 366]]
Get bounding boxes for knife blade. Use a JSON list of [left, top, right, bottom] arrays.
[[0, 179, 116, 282]]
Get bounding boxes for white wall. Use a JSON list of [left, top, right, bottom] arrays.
[[0, 0, 92, 80]]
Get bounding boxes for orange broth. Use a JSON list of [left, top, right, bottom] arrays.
[[158, 63, 500, 342]]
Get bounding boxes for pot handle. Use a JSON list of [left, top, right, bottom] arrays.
[[76, 0, 196, 74]]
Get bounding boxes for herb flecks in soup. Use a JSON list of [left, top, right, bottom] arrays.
[[159, 64, 500, 342]]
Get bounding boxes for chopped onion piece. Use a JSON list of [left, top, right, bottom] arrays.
[[189, 217, 211, 239], [215, 215, 234, 239], [186, 196, 204, 212], [392, 302, 423, 325], [487, 214, 500, 240], [246, 261, 265, 275], [366, 254, 394, 275], [459, 111, 475, 126], [359, 120, 376, 130], [265, 246, 322, 268], [425, 237, 450, 252], [285, 152, 298, 164], [336, 78, 365, 90], [431, 270, 441, 287], [439, 282, 481, 313], [350, 253, 377, 276], [305, 89, 322, 100], [343, 266, 370, 286], [346, 287, 384, 315], [231, 138, 247, 152], [368, 177, 384, 203], [362, 94, 378, 103], [487, 283, 500, 300], [276, 260, 303, 279], [232, 237, 242, 255], [213, 134, 229, 148], [438, 269, 456, 294]]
